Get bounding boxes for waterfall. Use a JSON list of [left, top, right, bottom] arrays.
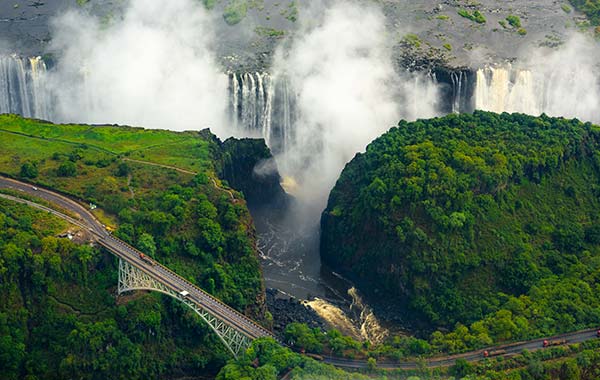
[[450, 70, 471, 113], [473, 63, 599, 123], [230, 72, 267, 135], [0, 54, 51, 120], [28, 57, 51, 120], [228, 72, 296, 154]]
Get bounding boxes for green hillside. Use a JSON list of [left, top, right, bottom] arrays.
[[321, 112, 600, 338], [0, 114, 266, 379]]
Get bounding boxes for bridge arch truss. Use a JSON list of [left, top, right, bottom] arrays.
[[117, 258, 252, 357]]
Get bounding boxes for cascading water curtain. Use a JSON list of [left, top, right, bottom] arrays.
[[228, 72, 297, 155], [0, 55, 52, 120]]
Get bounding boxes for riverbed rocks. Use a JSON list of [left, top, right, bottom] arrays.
[[266, 288, 326, 334]]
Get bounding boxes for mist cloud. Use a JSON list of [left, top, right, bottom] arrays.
[[474, 33, 600, 124], [525, 34, 600, 124], [48, 0, 228, 133], [272, 0, 439, 212]]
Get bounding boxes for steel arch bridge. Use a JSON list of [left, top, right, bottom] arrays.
[[0, 178, 277, 359], [117, 259, 253, 356]]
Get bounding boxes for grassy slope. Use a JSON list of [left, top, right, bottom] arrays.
[[0, 114, 265, 379]]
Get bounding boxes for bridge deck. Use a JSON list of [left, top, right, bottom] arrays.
[[0, 176, 276, 344]]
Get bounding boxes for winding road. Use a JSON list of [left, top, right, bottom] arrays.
[[322, 328, 599, 369], [0, 175, 273, 342], [0, 174, 598, 369]]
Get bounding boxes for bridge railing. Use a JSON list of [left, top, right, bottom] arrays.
[[100, 235, 277, 340]]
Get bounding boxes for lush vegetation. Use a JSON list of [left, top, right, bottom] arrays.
[[216, 326, 600, 380], [224, 0, 248, 25], [321, 112, 600, 344], [569, 0, 600, 24], [458, 9, 487, 24], [0, 115, 267, 378], [458, 339, 600, 380], [217, 338, 369, 380], [0, 200, 238, 379]]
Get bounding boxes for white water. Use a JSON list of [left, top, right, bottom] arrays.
[[474, 64, 539, 115], [0, 55, 51, 119], [229, 72, 296, 154], [450, 70, 470, 113], [302, 287, 388, 344], [348, 287, 388, 344], [305, 298, 363, 340], [474, 63, 600, 123]]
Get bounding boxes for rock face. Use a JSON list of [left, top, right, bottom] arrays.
[[219, 137, 289, 210], [266, 288, 326, 334], [320, 111, 600, 330], [0, 0, 589, 70]]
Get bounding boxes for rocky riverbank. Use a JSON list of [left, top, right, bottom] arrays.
[[266, 288, 327, 334]]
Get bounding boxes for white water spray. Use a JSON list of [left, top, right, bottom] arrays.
[[474, 35, 600, 123], [47, 0, 228, 133]]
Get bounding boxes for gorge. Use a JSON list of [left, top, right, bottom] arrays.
[[1, 0, 600, 378]]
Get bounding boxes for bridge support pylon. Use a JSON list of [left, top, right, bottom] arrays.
[[117, 258, 252, 357]]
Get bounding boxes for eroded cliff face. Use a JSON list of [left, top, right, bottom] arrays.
[[0, 0, 590, 70], [218, 137, 289, 210]]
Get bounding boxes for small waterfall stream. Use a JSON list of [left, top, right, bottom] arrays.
[[228, 72, 296, 154], [0, 55, 51, 120]]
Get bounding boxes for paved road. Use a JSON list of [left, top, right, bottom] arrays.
[[0, 175, 273, 341], [322, 324, 599, 370], [1, 175, 598, 369]]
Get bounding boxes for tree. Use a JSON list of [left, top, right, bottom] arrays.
[[284, 323, 323, 353], [450, 358, 473, 378], [560, 359, 581, 380], [57, 161, 77, 177], [198, 218, 224, 251], [116, 162, 130, 177], [137, 233, 157, 257], [19, 162, 38, 178], [367, 357, 377, 370]]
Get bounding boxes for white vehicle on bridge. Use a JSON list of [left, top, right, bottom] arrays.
[[179, 290, 190, 298]]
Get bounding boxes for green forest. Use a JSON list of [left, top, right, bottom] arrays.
[[0, 115, 266, 379], [322, 112, 600, 345], [2, 113, 600, 379]]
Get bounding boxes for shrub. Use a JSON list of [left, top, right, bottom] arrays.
[[506, 15, 522, 28], [203, 0, 216, 10], [223, 0, 247, 25], [57, 161, 77, 177], [458, 9, 486, 24], [20, 162, 38, 179], [403, 33, 422, 48]]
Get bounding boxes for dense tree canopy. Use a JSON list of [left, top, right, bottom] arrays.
[[321, 112, 600, 334], [0, 115, 269, 379]]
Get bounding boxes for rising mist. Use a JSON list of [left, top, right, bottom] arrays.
[[48, 0, 229, 134], [272, 0, 440, 214], [473, 33, 600, 123]]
